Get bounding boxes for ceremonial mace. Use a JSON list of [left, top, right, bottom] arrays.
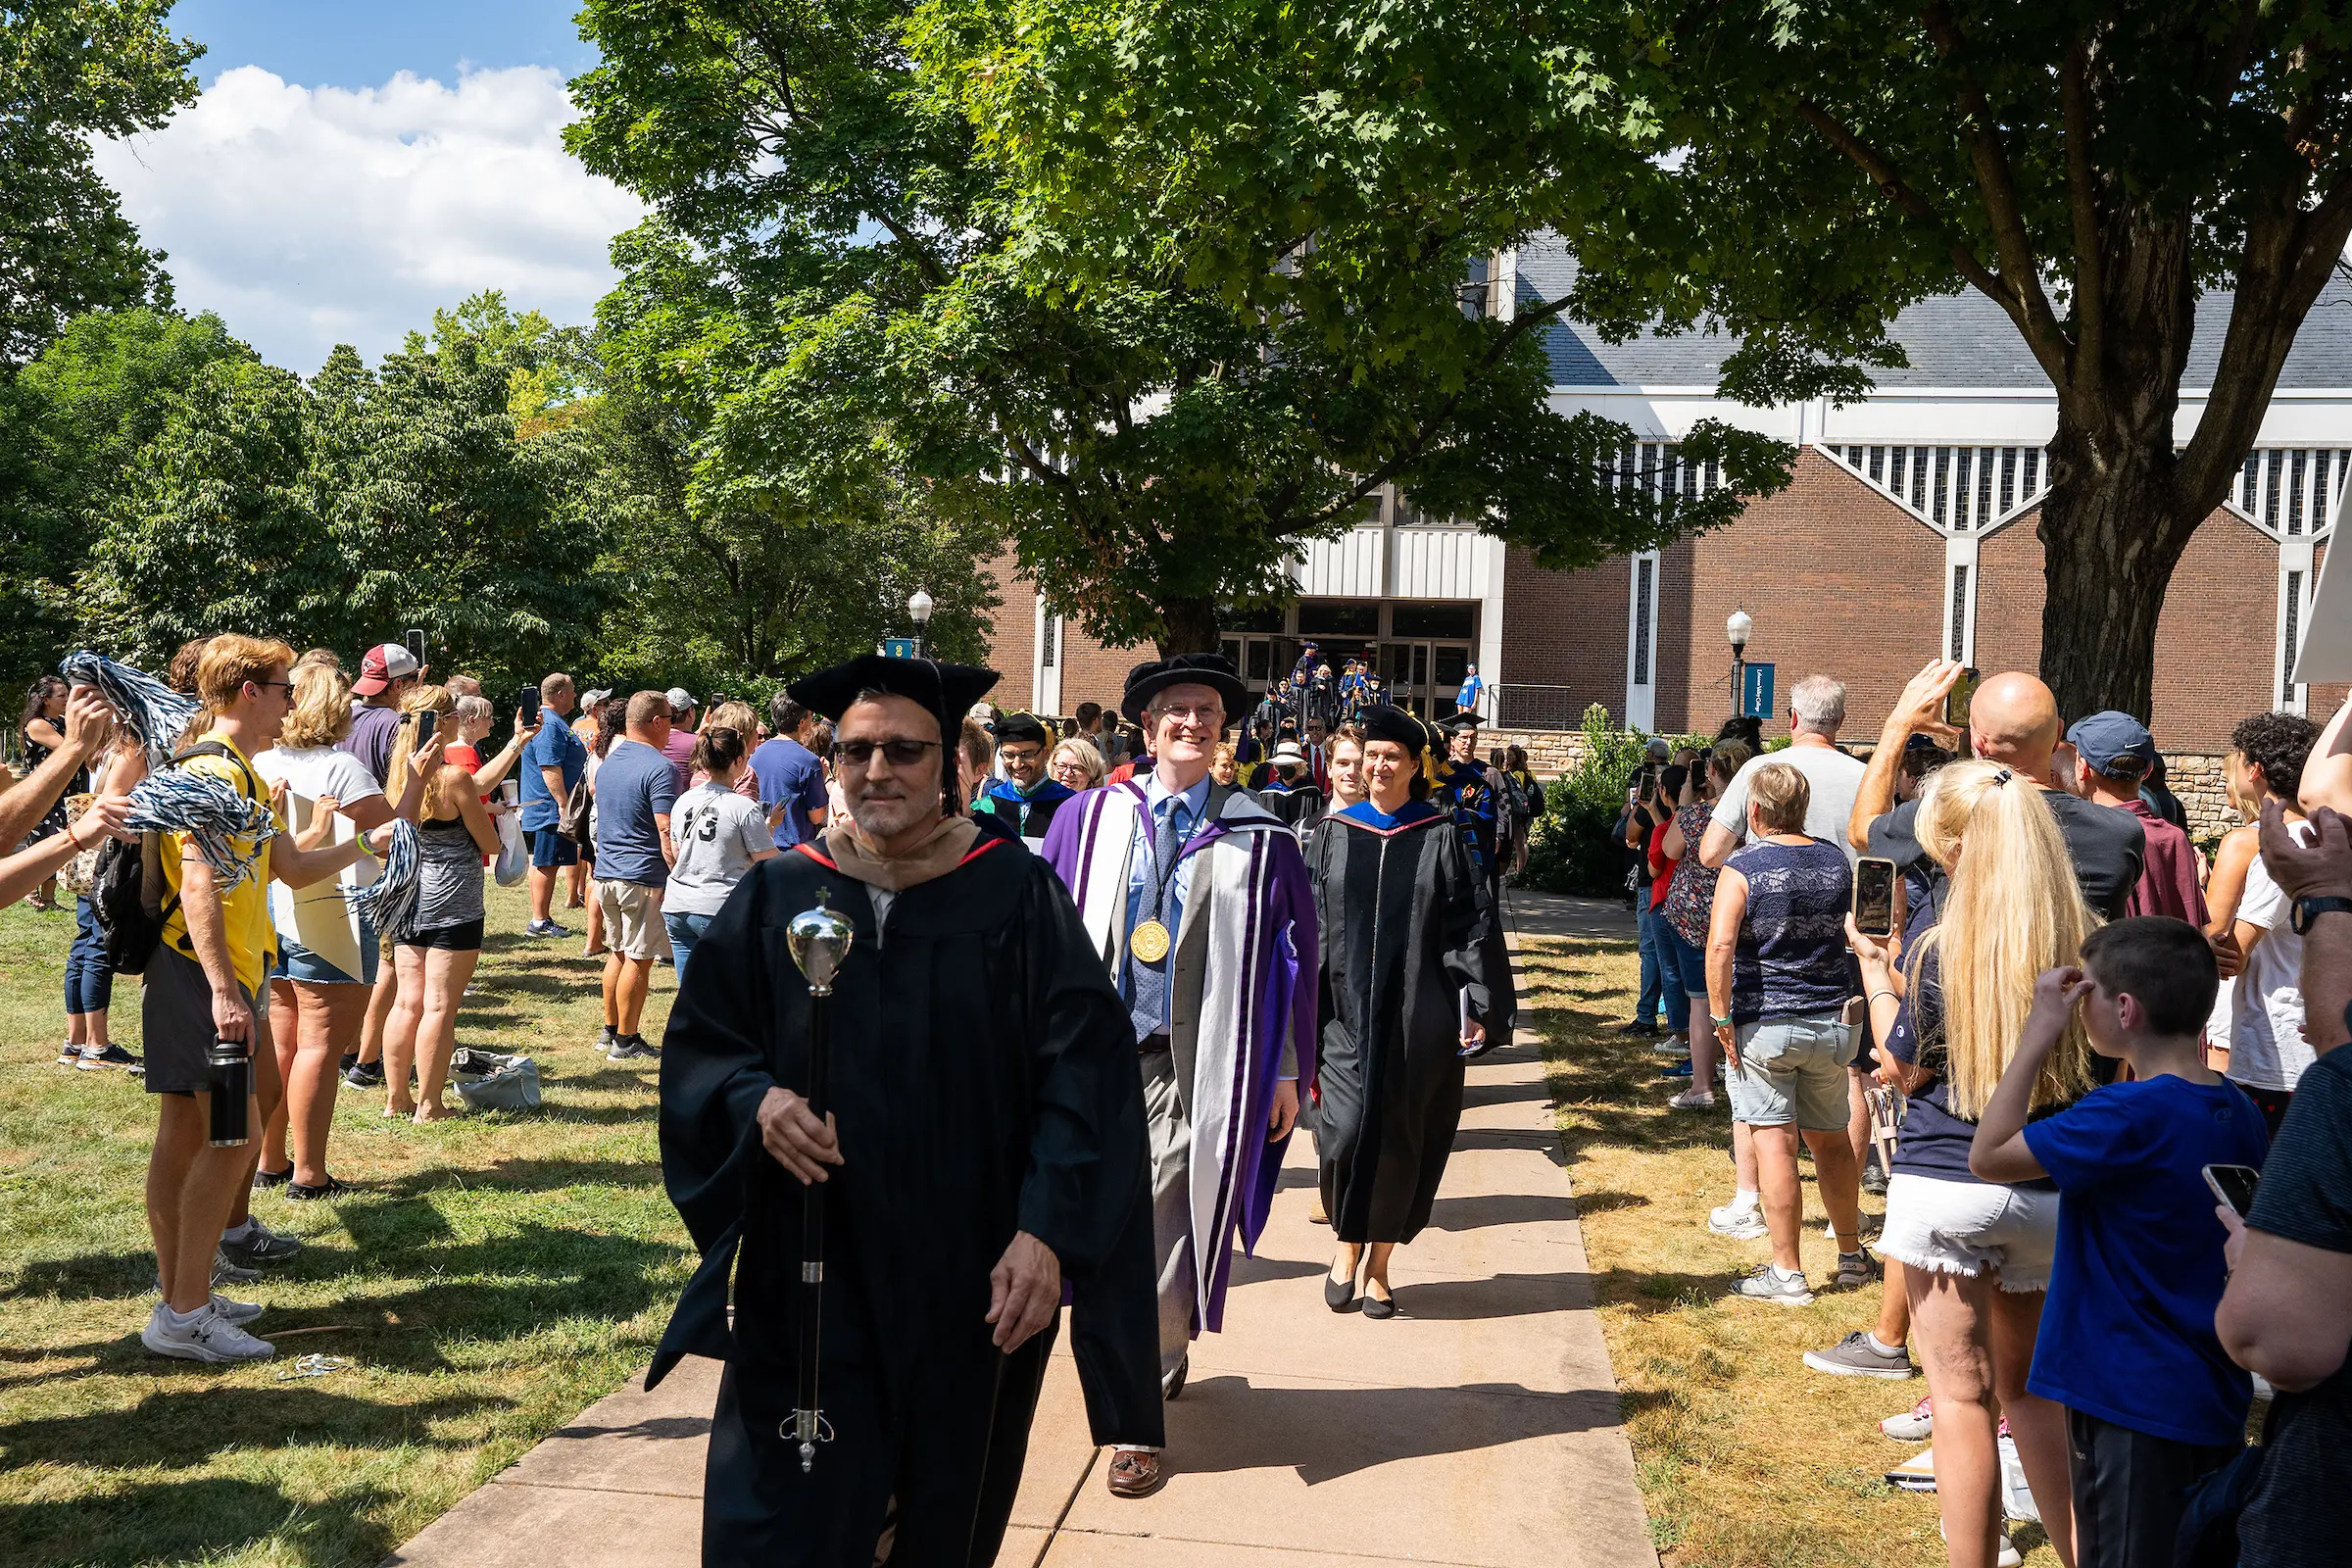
[[785, 890, 856, 1472]]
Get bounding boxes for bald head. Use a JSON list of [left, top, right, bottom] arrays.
[[1969, 672, 2061, 773]]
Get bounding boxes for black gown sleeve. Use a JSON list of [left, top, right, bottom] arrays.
[[1013, 861, 1152, 1278], [1436, 827, 1515, 1044], [650, 862, 782, 1388]]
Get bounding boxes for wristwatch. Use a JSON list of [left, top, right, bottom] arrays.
[[2291, 896, 2352, 935]]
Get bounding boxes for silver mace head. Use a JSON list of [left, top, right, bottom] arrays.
[[786, 889, 856, 996]]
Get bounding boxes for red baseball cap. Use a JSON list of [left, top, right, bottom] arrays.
[[353, 643, 422, 696]]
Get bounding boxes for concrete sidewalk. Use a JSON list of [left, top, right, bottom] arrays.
[[384, 891, 1655, 1568]]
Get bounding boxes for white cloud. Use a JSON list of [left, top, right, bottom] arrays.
[[94, 65, 645, 372]]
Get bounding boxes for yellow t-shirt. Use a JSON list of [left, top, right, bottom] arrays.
[[159, 736, 279, 997]]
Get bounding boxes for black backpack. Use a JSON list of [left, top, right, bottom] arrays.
[[90, 740, 250, 975]]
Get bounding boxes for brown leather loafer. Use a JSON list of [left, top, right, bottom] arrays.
[[1107, 1448, 1165, 1498]]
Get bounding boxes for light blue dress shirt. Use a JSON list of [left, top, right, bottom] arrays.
[[1122, 771, 1213, 1033]]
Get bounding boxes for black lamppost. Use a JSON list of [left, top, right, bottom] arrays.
[[908, 588, 935, 660], [1726, 608, 1753, 718]]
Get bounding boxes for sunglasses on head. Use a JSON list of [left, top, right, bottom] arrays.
[[832, 738, 943, 767]]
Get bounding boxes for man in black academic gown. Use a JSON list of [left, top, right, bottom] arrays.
[[653, 655, 1155, 1567]]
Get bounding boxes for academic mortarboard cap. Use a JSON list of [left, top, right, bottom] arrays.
[[789, 655, 999, 732], [991, 711, 1052, 748], [1357, 704, 1433, 757]]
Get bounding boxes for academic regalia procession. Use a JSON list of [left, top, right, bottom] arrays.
[[1040, 652, 1317, 1497], [653, 655, 1153, 1567], [1307, 707, 1512, 1314]]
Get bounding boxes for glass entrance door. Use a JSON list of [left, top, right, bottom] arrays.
[[1379, 641, 1474, 719]]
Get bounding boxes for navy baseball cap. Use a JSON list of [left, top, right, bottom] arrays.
[[2065, 710, 2154, 776]]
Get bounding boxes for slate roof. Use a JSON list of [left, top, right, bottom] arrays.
[[1519, 230, 2352, 390]]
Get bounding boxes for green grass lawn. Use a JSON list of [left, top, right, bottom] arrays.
[[1518, 920, 2062, 1568], [0, 881, 690, 1568]]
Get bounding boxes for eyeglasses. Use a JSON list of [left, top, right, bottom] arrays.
[[832, 738, 943, 768], [1151, 705, 1223, 725], [249, 681, 295, 697]]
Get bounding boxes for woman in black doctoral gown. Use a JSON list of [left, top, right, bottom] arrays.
[[1305, 706, 1511, 1318]]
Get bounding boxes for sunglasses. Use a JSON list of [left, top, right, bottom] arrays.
[[832, 738, 943, 768]]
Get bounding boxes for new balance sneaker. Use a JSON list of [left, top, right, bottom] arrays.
[[219, 1218, 303, 1269], [608, 1035, 661, 1061], [142, 1301, 273, 1363], [1881, 1395, 1935, 1442], [1735, 1264, 1814, 1305], [1707, 1200, 1766, 1240], [524, 919, 571, 939], [1804, 1331, 1917, 1380], [343, 1057, 386, 1090], [77, 1043, 144, 1071]]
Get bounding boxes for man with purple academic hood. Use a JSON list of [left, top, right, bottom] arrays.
[[1041, 651, 1318, 1500], [653, 654, 1152, 1565]]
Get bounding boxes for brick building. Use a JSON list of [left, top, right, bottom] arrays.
[[981, 235, 2351, 751]]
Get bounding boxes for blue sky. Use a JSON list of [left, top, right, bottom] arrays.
[[172, 0, 600, 89], [93, 2, 638, 371]]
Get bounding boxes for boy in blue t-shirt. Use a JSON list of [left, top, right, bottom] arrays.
[[1970, 916, 2268, 1568]]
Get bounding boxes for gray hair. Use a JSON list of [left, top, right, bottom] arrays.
[[453, 693, 493, 727], [1788, 674, 1847, 735]]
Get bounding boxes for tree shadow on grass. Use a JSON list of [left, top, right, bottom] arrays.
[[1590, 1266, 1732, 1318], [0, 1475, 398, 1568], [0, 1385, 505, 1475]]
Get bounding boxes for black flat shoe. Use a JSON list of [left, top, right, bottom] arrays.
[[252, 1165, 294, 1190], [1324, 1271, 1356, 1312], [1360, 1287, 1397, 1320], [285, 1175, 351, 1201]]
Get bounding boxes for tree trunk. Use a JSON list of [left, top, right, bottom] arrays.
[[1157, 595, 1221, 658], [2034, 433, 2201, 723]]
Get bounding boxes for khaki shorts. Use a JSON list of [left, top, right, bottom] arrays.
[[595, 878, 663, 959]]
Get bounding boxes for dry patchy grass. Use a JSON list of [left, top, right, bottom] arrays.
[[0, 882, 690, 1568], [1516, 917, 2060, 1568]]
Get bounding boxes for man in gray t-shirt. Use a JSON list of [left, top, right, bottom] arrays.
[[1702, 673, 1867, 868]]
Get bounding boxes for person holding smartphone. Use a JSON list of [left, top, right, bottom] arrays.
[[1968, 920, 2267, 1568]]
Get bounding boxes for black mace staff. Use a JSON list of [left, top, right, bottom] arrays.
[[785, 890, 856, 1472]]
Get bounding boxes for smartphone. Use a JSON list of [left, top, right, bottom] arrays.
[[1854, 856, 1898, 939], [519, 686, 542, 724], [2202, 1163, 2261, 1218], [412, 709, 442, 743], [405, 628, 426, 671], [1944, 666, 1983, 729]]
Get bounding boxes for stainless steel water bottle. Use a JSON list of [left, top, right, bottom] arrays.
[[208, 1040, 252, 1147]]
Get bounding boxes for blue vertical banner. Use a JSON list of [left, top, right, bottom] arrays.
[[1741, 662, 1776, 719], [883, 637, 917, 660]]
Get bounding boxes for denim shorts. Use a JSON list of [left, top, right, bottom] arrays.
[[1726, 1013, 1856, 1130], [1879, 1173, 2058, 1292], [272, 910, 380, 986]]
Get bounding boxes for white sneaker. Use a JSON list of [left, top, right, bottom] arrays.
[[1938, 1521, 2021, 1568], [1881, 1395, 1934, 1442], [1651, 1034, 1690, 1054], [142, 1302, 274, 1363], [1708, 1201, 1766, 1239], [210, 1294, 265, 1327]]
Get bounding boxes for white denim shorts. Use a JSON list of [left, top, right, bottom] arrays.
[[1878, 1173, 2058, 1293]]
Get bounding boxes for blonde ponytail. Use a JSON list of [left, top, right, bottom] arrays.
[[1906, 760, 2095, 1120]]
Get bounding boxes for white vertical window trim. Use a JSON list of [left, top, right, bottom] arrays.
[[2278, 538, 2317, 714], [1624, 549, 1660, 731], [1944, 535, 1981, 667]]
